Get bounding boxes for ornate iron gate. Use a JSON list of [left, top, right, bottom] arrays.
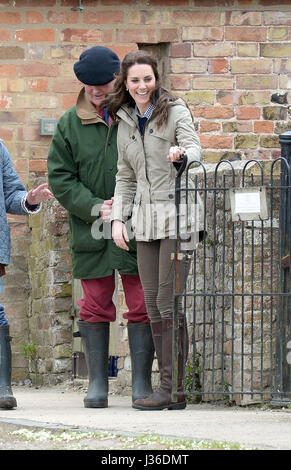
[[173, 137, 291, 405]]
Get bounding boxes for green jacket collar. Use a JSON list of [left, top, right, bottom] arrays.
[[76, 88, 105, 125]]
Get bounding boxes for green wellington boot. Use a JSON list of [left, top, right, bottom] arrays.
[[0, 325, 17, 409], [77, 320, 109, 408]]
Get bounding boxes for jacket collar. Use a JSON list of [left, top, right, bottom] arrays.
[[117, 98, 184, 127], [76, 87, 105, 125], [117, 104, 144, 128]]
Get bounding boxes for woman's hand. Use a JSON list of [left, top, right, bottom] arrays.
[[112, 220, 130, 251], [167, 146, 186, 163], [26, 183, 54, 205]]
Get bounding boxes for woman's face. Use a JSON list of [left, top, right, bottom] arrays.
[[125, 63, 156, 115]]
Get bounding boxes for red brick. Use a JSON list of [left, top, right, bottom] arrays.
[[0, 65, 16, 77], [194, 42, 234, 57], [0, 95, 12, 109], [105, 44, 137, 59], [174, 11, 222, 26], [170, 43, 191, 58], [148, 0, 189, 4], [231, 59, 272, 74], [103, 30, 113, 42], [199, 121, 221, 132], [50, 45, 75, 59], [0, 111, 26, 123], [225, 11, 261, 25], [0, 12, 21, 24], [0, 127, 13, 141], [60, 28, 103, 42], [15, 0, 56, 5], [216, 91, 240, 105], [194, 106, 234, 119], [237, 75, 277, 89], [83, 10, 124, 24], [182, 26, 223, 41], [199, 134, 233, 149], [0, 46, 24, 59], [30, 78, 48, 92], [264, 11, 291, 26], [18, 126, 40, 141], [193, 76, 234, 90], [259, 0, 291, 5], [0, 78, 7, 92], [14, 159, 29, 174], [100, 0, 134, 4], [62, 94, 78, 109], [159, 29, 179, 42], [0, 29, 10, 41], [208, 59, 228, 74], [47, 10, 78, 23], [237, 0, 256, 5], [194, 0, 234, 5], [15, 29, 55, 42], [117, 28, 157, 43], [25, 11, 44, 23], [60, 0, 81, 4], [29, 159, 48, 174], [19, 62, 59, 77], [170, 75, 191, 90], [237, 122, 252, 132], [236, 106, 261, 120], [29, 145, 52, 160], [239, 91, 270, 105], [225, 27, 267, 42], [254, 121, 274, 133], [7, 78, 25, 93], [237, 43, 259, 57], [53, 79, 81, 93]]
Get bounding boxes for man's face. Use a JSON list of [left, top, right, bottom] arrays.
[[84, 79, 115, 109]]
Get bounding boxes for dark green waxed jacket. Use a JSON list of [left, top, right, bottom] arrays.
[[47, 88, 137, 279]]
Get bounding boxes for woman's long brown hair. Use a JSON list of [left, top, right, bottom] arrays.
[[103, 50, 177, 128]]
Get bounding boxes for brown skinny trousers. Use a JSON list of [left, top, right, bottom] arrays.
[[136, 238, 190, 323]]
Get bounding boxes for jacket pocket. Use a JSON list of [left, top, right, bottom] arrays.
[[70, 214, 106, 253], [150, 190, 176, 238]]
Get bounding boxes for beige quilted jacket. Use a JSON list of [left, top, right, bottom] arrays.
[[111, 99, 204, 241]]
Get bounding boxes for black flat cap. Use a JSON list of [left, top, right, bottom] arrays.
[[74, 46, 120, 86]]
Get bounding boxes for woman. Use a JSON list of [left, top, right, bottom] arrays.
[[105, 50, 202, 410]]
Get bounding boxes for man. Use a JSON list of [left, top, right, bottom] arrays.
[[0, 140, 54, 409], [47, 46, 154, 408]]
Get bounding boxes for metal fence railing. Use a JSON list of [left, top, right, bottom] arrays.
[[173, 133, 291, 405]]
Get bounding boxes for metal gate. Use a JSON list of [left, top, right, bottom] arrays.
[[173, 134, 291, 405]]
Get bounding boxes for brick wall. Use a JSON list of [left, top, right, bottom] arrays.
[[0, 0, 290, 382]]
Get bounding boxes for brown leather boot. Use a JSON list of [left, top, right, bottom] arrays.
[[150, 321, 162, 378], [132, 318, 187, 410]]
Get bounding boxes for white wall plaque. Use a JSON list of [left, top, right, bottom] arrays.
[[229, 187, 269, 221]]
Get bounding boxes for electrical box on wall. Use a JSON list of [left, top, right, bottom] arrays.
[[39, 118, 57, 136]]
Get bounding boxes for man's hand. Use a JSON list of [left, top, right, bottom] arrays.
[[26, 183, 54, 205], [100, 197, 114, 223]]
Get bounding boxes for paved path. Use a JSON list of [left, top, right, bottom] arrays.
[[0, 387, 290, 450]]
